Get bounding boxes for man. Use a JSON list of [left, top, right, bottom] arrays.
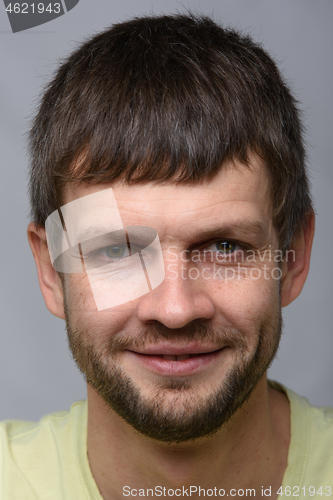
[[1, 12, 331, 500]]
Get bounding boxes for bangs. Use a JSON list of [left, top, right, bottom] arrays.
[[50, 27, 255, 188]]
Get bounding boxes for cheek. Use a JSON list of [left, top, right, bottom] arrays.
[[208, 273, 280, 333], [64, 273, 93, 309], [63, 273, 138, 340]]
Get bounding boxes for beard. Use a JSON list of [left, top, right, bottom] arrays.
[[65, 298, 282, 444]]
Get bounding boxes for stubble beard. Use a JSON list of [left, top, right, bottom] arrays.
[[65, 299, 282, 444]]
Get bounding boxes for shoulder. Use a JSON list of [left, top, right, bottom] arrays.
[[283, 383, 333, 439], [0, 400, 86, 448], [0, 401, 88, 499], [289, 388, 333, 474], [270, 381, 333, 489]]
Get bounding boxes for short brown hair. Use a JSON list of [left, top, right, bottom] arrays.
[[28, 13, 313, 250]]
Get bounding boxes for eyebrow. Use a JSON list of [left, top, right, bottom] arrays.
[[74, 227, 126, 242], [70, 226, 157, 248], [187, 219, 271, 246]]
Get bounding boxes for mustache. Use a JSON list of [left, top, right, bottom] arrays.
[[105, 322, 249, 354]]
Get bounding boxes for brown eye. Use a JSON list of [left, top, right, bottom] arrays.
[[215, 241, 237, 254], [105, 245, 126, 259]]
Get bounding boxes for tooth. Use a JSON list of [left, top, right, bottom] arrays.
[[163, 355, 177, 360], [177, 354, 190, 360]]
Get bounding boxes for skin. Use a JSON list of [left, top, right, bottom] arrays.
[[28, 156, 314, 499]]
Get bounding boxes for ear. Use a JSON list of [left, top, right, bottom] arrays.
[[281, 213, 315, 307], [27, 222, 66, 319]]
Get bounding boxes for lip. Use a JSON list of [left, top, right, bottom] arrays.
[[127, 344, 228, 376], [129, 342, 226, 356]]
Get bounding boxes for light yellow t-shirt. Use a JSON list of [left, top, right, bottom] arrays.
[[0, 383, 332, 499]]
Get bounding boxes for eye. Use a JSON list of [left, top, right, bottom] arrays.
[[208, 240, 240, 254], [104, 244, 129, 260]]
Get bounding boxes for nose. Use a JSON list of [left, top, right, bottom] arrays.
[[136, 259, 215, 328]]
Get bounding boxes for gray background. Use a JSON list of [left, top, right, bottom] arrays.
[[0, 0, 332, 421]]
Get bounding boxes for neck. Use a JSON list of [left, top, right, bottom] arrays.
[[86, 376, 290, 500]]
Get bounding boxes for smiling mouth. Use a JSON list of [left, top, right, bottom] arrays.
[[141, 351, 222, 361], [128, 348, 227, 375], [156, 354, 194, 361]]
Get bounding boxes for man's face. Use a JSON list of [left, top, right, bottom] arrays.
[[62, 157, 283, 442]]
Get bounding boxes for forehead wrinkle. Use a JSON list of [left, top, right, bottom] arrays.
[[117, 199, 270, 222], [73, 225, 125, 243]]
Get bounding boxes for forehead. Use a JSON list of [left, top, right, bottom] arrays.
[[63, 157, 272, 241]]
